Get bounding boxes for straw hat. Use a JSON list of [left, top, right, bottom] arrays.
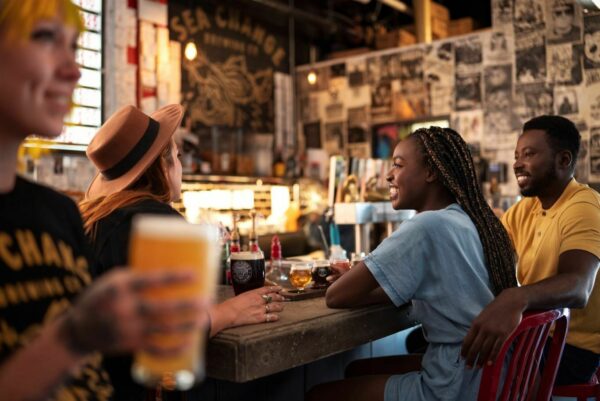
[[86, 104, 184, 199]]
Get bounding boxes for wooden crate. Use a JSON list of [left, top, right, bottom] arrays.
[[431, 2, 450, 21], [375, 29, 416, 50], [449, 17, 475, 37]]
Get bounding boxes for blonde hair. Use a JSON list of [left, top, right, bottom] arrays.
[[0, 0, 84, 41]]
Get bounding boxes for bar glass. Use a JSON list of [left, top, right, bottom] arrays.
[[129, 215, 219, 390]]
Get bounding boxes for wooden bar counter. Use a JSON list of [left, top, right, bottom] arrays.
[[206, 286, 416, 383]]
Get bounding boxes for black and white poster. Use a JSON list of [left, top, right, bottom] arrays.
[[554, 86, 579, 115], [484, 64, 512, 114], [371, 82, 393, 121], [589, 126, 600, 178], [347, 59, 366, 87], [547, 44, 583, 85], [325, 102, 344, 121], [425, 42, 454, 87], [455, 37, 483, 75], [492, 0, 513, 27], [484, 64, 512, 93], [455, 73, 482, 111], [425, 42, 454, 116], [483, 29, 514, 65], [347, 106, 369, 144], [400, 49, 425, 93], [450, 110, 484, 144], [324, 122, 345, 154], [583, 14, 600, 84], [299, 95, 319, 122], [366, 56, 381, 85], [514, 84, 554, 122], [547, 0, 582, 44], [330, 63, 346, 78], [485, 110, 517, 136], [575, 130, 590, 183], [515, 32, 547, 84], [513, 0, 546, 34], [381, 53, 402, 82]]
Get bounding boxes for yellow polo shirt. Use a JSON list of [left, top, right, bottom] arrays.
[[502, 179, 600, 354]]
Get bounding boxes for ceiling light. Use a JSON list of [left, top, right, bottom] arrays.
[[184, 41, 198, 61], [307, 71, 318, 85]]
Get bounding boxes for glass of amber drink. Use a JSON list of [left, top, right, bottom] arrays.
[[129, 215, 219, 391], [289, 261, 313, 292]]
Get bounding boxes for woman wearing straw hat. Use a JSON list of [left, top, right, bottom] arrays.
[[80, 104, 285, 401], [0, 1, 209, 400]]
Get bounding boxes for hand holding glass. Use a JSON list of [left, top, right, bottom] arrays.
[[129, 215, 219, 390]]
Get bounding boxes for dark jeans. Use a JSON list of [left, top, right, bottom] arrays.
[[553, 342, 600, 386]]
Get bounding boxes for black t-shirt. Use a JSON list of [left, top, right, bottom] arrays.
[[0, 176, 113, 401], [90, 198, 182, 401]]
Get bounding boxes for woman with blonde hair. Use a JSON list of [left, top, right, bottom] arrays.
[[79, 105, 285, 401], [0, 2, 209, 400]]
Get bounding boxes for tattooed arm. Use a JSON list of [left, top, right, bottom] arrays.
[[0, 269, 209, 401]]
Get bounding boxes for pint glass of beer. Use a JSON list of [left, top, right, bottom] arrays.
[[129, 215, 219, 390], [230, 251, 265, 295]]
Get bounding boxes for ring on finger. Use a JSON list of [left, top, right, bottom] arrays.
[[261, 294, 272, 304], [265, 313, 271, 323], [265, 304, 270, 313]]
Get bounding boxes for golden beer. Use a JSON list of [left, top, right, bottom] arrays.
[[129, 215, 219, 390], [290, 262, 313, 291]]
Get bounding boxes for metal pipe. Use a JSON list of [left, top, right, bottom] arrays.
[[414, 0, 432, 43]]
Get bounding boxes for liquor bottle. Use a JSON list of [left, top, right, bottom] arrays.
[[273, 148, 285, 178], [267, 235, 287, 284], [220, 239, 230, 285], [248, 210, 261, 253]]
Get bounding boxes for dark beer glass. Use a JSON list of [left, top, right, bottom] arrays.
[[230, 251, 265, 295], [311, 259, 332, 288]]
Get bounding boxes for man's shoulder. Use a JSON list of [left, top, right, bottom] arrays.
[[15, 176, 79, 212], [566, 184, 600, 207]]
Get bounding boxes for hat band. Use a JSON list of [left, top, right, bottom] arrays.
[[101, 118, 160, 181]]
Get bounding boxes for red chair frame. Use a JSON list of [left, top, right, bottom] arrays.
[[477, 308, 570, 401], [552, 367, 600, 401]]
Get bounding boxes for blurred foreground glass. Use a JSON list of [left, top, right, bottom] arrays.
[[230, 251, 265, 295], [129, 215, 219, 390], [290, 261, 314, 292]]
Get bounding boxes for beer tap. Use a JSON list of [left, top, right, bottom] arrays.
[[248, 209, 261, 253], [230, 212, 241, 253]]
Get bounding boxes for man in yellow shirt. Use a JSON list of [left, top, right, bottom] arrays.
[[461, 115, 600, 385]]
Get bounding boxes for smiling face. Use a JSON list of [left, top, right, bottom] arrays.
[[514, 129, 559, 197], [386, 137, 431, 211], [0, 16, 81, 139]]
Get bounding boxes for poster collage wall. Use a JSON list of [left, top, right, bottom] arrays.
[[296, 0, 600, 194]]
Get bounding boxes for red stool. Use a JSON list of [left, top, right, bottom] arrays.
[[552, 367, 600, 401], [477, 308, 570, 401]]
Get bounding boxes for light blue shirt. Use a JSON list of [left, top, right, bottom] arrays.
[[364, 203, 494, 401]]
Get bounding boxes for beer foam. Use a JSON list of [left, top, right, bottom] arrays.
[[230, 251, 264, 260], [132, 214, 218, 240]]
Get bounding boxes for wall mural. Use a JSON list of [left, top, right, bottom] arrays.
[[170, 2, 288, 132], [295, 0, 600, 189]]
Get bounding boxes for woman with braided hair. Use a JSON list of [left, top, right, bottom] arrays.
[[307, 127, 517, 401]]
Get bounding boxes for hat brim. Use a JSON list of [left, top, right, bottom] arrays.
[[85, 104, 184, 200]]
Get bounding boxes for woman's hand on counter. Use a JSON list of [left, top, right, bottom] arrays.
[[208, 286, 285, 336], [326, 263, 351, 284]]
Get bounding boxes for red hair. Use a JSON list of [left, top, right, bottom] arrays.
[[80, 142, 175, 238]]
